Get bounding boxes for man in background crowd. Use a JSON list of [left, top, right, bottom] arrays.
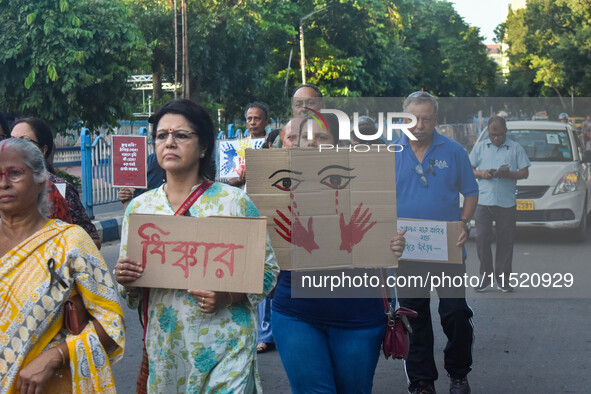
[[228, 101, 270, 187], [469, 116, 530, 293]]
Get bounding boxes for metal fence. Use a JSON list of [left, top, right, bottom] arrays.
[[438, 123, 478, 152], [54, 146, 81, 167], [54, 131, 80, 147]]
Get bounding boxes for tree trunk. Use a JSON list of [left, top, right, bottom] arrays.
[[182, 0, 189, 99], [152, 66, 163, 104], [189, 74, 201, 104]]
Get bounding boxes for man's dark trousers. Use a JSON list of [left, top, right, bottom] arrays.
[[396, 261, 473, 384], [474, 204, 517, 283]]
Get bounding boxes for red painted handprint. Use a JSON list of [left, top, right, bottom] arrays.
[[339, 203, 377, 253], [273, 207, 292, 243], [274, 206, 319, 253]]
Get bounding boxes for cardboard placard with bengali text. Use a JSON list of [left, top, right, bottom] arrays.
[[397, 218, 463, 264], [126, 214, 267, 293], [111, 135, 147, 188], [246, 147, 397, 271]]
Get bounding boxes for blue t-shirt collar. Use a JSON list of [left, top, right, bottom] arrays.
[[399, 128, 445, 146]]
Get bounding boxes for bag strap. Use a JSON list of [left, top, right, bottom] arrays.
[[174, 180, 213, 216], [140, 179, 214, 339], [379, 269, 394, 314]]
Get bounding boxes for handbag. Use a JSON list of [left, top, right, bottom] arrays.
[[382, 300, 418, 360], [63, 293, 92, 335], [380, 275, 418, 360]]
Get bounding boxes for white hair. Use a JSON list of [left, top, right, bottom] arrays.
[[403, 91, 439, 114]]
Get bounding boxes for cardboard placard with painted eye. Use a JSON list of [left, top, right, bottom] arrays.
[[246, 147, 398, 271]]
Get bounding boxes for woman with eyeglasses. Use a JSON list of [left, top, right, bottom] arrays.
[[10, 118, 101, 249], [114, 99, 279, 393], [0, 138, 125, 393], [2, 117, 71, 225]]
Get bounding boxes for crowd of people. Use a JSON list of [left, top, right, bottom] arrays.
[[4, 85, 576, 393]]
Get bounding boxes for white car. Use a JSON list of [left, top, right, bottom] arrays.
[[473, 121, 591, 241]]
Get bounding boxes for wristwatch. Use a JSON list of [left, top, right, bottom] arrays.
[[459, 218, 471, 232]]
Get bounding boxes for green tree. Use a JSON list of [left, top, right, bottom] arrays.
[[180, 0, 289, 120], [0, 0, 148, 132], [295, 0, 412, 98], [503, 0, 591, 99], [399, 0, 497, 96], [126, 0, 499, 122], [126, 0, 175, 105]]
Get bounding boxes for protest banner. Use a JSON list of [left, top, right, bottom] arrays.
[[111, 135, 147, 188], [246, 147, 397, 270], [397, 218, 463, 264], [126, 214, 267, 293], [218, 138, 265, 178]]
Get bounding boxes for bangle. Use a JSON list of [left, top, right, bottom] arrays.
[[226, 292, 234, 308], [56, 346, 66, 366]]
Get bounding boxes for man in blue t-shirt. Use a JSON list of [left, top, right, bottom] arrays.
[[395, 92, 478, 394], [469, 116, 530, 292]]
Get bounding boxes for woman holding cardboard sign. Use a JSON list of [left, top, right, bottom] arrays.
[[271, 114, 407, 394], [115, 99, 279, 393]]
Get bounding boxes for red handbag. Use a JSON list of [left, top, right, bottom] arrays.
[[382, 299, 418, 360], [64, 294, 92, 335]]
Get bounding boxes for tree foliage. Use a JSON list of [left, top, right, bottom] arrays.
[[0, 0, 148, 132], [503, 0, 591, 99], [398, 0, 497, 97], [126, 0, 175, 104], [176, 0, 498, 120], [0, 0, 504, 127]]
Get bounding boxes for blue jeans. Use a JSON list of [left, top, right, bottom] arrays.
[[272, 311, 384, 394], [257, 295, 273, 343]]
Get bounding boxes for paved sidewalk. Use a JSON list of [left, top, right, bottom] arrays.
[[91, 202, 126, 244]]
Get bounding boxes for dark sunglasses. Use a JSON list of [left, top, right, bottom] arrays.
[[412, 158, 436, 187]]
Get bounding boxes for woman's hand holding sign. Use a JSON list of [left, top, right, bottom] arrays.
[[114, 257, 144, 289], [390, 228, 407, 258]]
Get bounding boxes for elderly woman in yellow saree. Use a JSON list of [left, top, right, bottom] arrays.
[[0, 138, 125, 394]]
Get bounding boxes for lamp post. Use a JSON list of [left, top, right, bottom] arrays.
[[300, 6, 331, 84]]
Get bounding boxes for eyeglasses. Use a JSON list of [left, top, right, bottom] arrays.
[[412, 159, 436, 187], [0, 167, 26, 183], [154, 129, 198, 145], [17, 136, 41, 146]]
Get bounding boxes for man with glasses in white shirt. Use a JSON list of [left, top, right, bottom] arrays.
[[469, 116, 530, 293]]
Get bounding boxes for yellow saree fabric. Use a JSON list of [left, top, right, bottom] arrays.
[[0, 220, 125, 393]]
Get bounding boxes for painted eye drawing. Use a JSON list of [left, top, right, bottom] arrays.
[[269, 169, 303, 192], [317, 164, 356, 190]]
